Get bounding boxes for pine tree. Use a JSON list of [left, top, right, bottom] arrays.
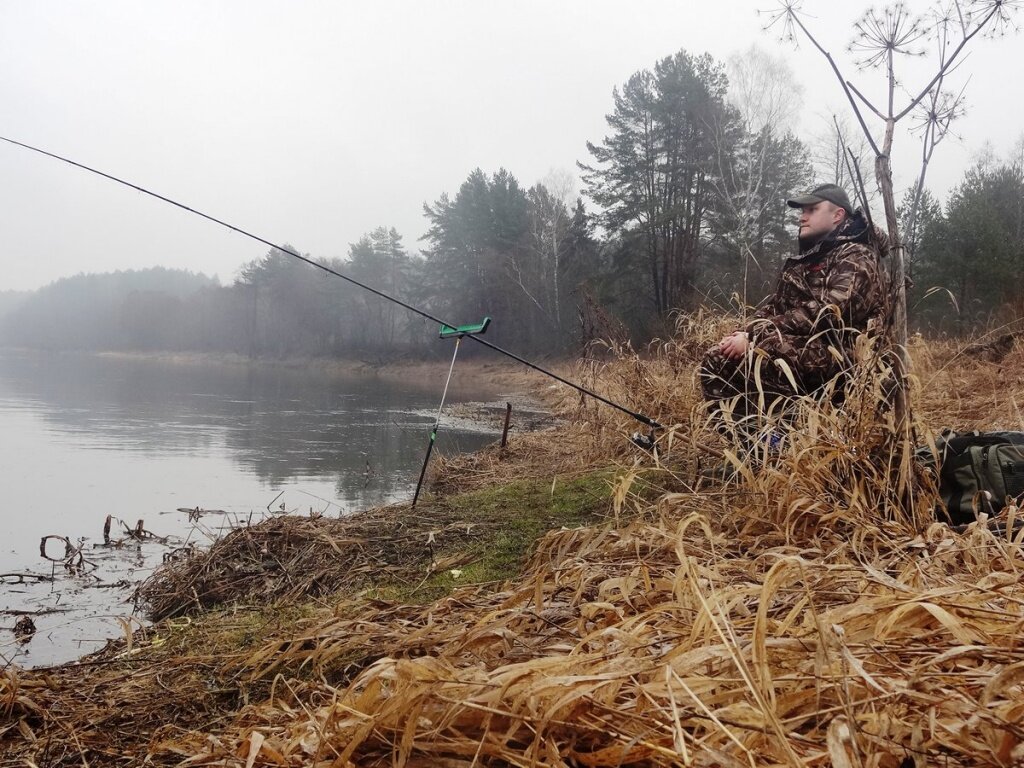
[[580, 50, 735, 316]]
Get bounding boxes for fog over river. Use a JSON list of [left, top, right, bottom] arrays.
[[0, 350, 516, 667]]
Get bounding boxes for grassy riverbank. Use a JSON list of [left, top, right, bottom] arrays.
[[3, 319, 1024, 766]]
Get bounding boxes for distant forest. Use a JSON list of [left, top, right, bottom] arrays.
[[3, 48, 1022, 359]]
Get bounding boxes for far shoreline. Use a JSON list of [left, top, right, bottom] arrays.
[[1, 346, 562, 401]]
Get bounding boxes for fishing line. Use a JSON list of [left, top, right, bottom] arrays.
[[0, 135, 662, 430]]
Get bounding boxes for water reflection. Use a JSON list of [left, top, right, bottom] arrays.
[[0, 350, 496, 493], [0, 350, 500, 667]]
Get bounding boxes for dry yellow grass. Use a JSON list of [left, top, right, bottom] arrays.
[[4, 314, 1024, 767], [175, 513, 1023, 767]]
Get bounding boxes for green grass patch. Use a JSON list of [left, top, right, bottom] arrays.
[[380, 466, 671, 603]]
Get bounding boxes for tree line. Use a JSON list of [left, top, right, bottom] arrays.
[[2, 47, 1020, 358], [908, 146, 1024, 334]]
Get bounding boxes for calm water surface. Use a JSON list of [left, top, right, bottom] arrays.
[[0, 350, 509, 667]]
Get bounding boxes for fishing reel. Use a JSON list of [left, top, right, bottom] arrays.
[[630, 428, 658, 455]]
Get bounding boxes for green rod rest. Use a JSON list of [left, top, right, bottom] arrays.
[[439, 316, 491, 339]]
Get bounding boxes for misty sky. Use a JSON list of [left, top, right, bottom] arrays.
[[2, 1, 1020, 292]]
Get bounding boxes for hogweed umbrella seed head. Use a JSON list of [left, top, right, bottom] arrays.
[[760, 0, 805, 44], [910, 86, 966, 137], [850, 3, 928, 68], [966, 0, 1022, 36]]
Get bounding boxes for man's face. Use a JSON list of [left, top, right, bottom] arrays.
[[798, 201, 845, 244]]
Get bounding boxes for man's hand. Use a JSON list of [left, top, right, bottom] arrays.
[[718, 330, 749, 360]]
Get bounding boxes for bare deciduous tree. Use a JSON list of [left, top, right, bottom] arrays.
[[710, 46, 812, 310], [526, 169, 576, 329], [810, 112, 876, 205]]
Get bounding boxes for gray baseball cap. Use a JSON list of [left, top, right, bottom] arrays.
[[787, 183, 853, 213]]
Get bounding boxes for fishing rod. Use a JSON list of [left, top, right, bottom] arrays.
[[1, 135, 663, 432]]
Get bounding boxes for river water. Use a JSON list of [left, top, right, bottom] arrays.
[[0, 350, 513, 668]]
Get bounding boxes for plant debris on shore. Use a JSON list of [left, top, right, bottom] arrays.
[[3, 319, 1024, 767]]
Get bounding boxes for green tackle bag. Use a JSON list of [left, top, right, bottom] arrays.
[[916, 431, 1024, 525]]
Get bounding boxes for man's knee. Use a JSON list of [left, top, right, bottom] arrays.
[[700, 346, 739, 401]]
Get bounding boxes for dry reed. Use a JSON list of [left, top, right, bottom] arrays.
[[174, 509, 1024, 767]]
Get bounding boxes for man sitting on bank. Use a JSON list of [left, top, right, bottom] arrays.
[[699, 183, 888, 442]]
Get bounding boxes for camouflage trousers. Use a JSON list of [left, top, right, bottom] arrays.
[[699, 346, 803, 427], [700, 324, 849, 402], [699, 334, 855, 446]]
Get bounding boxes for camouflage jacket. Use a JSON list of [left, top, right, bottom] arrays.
[[746, 211, 888, 390]]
